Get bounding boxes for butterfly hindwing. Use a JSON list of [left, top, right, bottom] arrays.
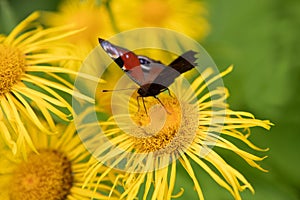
[[150, 50, 197, 88]]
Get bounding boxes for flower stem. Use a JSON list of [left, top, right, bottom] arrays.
[[105, 0, 120, 33]]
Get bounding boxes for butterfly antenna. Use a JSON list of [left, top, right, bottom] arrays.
[[102, 88, 137, 92]]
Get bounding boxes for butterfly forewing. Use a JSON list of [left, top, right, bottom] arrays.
[[168, 50, 197, 73], [99, 38, 146, 85], [99, 38, 175, 87]]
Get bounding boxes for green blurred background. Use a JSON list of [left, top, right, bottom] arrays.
[[1, 0, 299, 199]]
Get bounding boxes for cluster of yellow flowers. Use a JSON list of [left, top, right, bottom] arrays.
[[0, 0, 271, 200]]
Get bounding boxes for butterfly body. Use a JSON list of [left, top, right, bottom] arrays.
[[137, 83, 166, 97], [99, 38, 197, 99]]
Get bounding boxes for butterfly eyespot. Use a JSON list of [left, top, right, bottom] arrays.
[[139, 58, 151, 65]]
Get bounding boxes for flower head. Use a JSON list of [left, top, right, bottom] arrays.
[[0, 119, 121, 200], [40, 0, 116, 77], [41, 0, 114, 45], [0, 12, 93, 155], [85, 66, 272, 200], [110, 0, 210, 40]]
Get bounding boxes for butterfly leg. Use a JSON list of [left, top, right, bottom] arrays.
[[166, 88, 173, 97], [137, 96, 148, 115], [160, 87, 173, 97], [154, 96, 171, 114], [136, 95, 141, 111], [142, 97, 148, 115]]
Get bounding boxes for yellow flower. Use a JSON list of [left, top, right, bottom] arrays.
[[41, 0, 114, 46], [85, 66, 272, 200], [0, 119, 121, 200], [40, 0, 115, 81], [110, 0, 210, 40], [0, 12, 93, 155]]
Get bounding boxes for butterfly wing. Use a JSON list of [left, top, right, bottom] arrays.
[[99, 38, 197, 91], [137, 55, 166, 84], [99, 38, 145, 86], [168, 50, 197, 74], [151, 50, 197, 88]]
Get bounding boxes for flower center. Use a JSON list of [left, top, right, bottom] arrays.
[[10, 149, 73, 200], [140, 0, 171, 26], [130, 94, 198, 154], [0, 44, 26, 95]]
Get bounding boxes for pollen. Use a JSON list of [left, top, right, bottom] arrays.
[[0, 44, 26, 95], [10, 149, 73, 200], [131, 94, 198, 154]]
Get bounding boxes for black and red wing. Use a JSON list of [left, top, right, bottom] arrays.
[[99, 38, 146, 86], [150, 50, 197, 88]]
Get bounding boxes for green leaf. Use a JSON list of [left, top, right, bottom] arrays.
[[0, 0, 17, 34]]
